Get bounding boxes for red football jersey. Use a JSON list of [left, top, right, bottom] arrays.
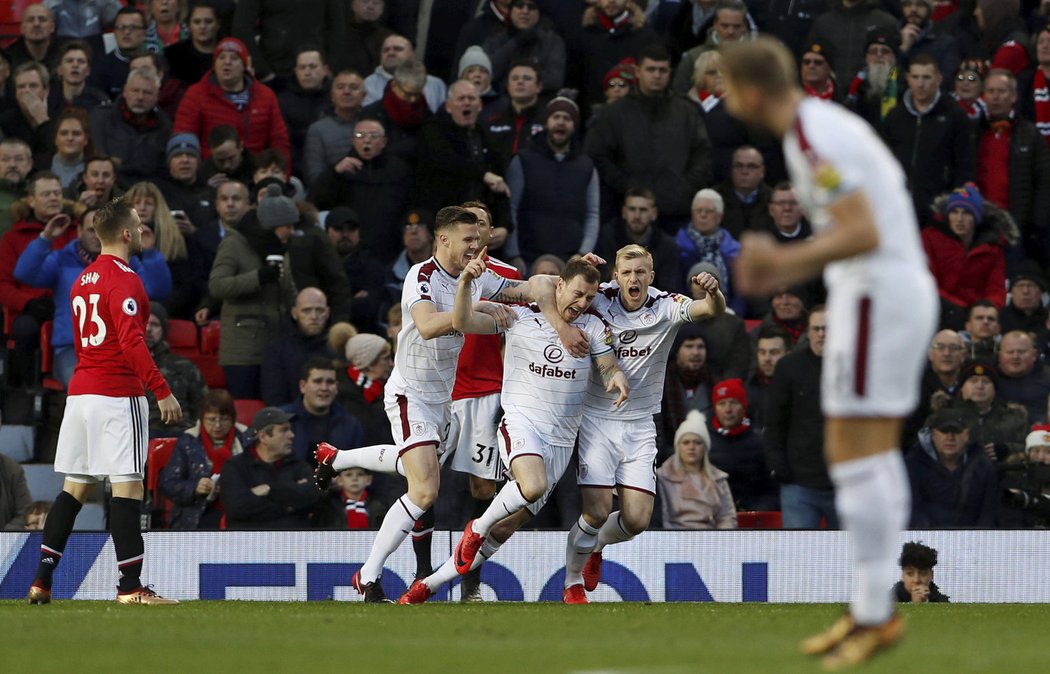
[[452, 255, 521, 401], [67, 255, 171, 399]]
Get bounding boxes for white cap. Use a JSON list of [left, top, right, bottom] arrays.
[[1025, 429, 1050, 452]]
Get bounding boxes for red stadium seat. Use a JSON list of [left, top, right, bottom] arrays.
[[191, 354, 226, 388], [200, 321, 221, 355], [736, 511, 783, 529], [744, 319, 762, 334], [234, 398, 265, 426], [38, 321, 63, 391], [166, 319, 199, 357], [146, 438, 178, 528]]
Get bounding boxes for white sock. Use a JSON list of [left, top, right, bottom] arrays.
[[332, 444, 405, 476], [359, 494, 425, 582], [564, 516, 600, 587], [595, 511, 634, 552], [830, 451, 910, 626], [473, 482, 531, 536], [424, 538, 504, 591]]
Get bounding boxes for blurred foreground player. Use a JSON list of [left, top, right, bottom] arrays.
[[722, 37, 938, 669], [27, 199, 183, 605]]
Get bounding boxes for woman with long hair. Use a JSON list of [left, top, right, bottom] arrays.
[[126, 181, 209, 318]]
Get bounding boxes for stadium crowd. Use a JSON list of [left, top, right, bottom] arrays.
[[4, 0, 1050, 534]]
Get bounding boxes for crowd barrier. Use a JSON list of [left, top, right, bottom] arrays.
[[2, 530, 1046, 602]]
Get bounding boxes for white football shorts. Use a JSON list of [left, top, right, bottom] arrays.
[[577, 415, 657, 494], [55, 394, 148, 483]]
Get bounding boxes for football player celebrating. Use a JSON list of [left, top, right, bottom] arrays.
[[400, 255, 629, 604], [563, 244, 725, 604]]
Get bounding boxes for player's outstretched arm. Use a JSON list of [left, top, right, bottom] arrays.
[[450, 250, 510, 335], [594, 352, 629, 409], [687, 271, 727, 321], [735, 190, 880, 296]]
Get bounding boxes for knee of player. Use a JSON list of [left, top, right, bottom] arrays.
[[409, 483, 440, 509], [621, 506, 653, 535], [584, 500, 613, 525], [517, 477, 547, 504]]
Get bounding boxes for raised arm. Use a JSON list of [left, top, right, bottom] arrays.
[[449, 253, 507, 336], [593, 352, 629, 409], [687, 271, 727, 322]]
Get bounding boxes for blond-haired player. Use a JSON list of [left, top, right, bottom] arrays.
[[721, 37, 938, 669], [563, 244, 725, 604]]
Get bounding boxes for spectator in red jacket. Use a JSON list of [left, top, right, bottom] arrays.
[[921, 183, 1019, 328], [0, 171, 78, 385], [173, 37, 290, 171]]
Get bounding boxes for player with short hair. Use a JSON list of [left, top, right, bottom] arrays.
[[722, 37, 938, 668], [313, 205, 587, 602], [563, 243, 726, 604], [443, 200, 520, 600], [27, 198, 183, 606], [399, 256, 630, 604]]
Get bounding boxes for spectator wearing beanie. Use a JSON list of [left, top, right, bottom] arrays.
[[949, 360, 1029, 465], [158, 132, 214, 231], [800, 40, 839, 102], [338, 332, 395, 447], [922, 183, 1018, 325], [451, 0, 514, 83], [174, 37, 291, 170], [585, 59, 636, 129], [654, 410, 737, 530], [706, 378, 777, 511], [505, 91, 598, 267], [459, 46, 500, 115], [208, 182, 298, 399]]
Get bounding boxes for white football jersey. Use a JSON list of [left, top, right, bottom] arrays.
[[501, 305, 613, 446], [584, 284, 695, 420], [388, 258, 507, 403], [784, 97, 930, 290]]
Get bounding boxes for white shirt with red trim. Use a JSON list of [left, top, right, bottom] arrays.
[[784, 97, 929, 289], [501, 305, 612, 446], [388, 257, 507, 404], [452, 255, 521, 401], [67, 254, 170, 399], [584, 283, 694, 420]]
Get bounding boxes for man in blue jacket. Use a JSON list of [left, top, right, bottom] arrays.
[[281, 357, 363, 466], [14, 205, 172, 384]]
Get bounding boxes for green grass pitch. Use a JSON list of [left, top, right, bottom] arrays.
[[1, 601, 1044, 673]]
